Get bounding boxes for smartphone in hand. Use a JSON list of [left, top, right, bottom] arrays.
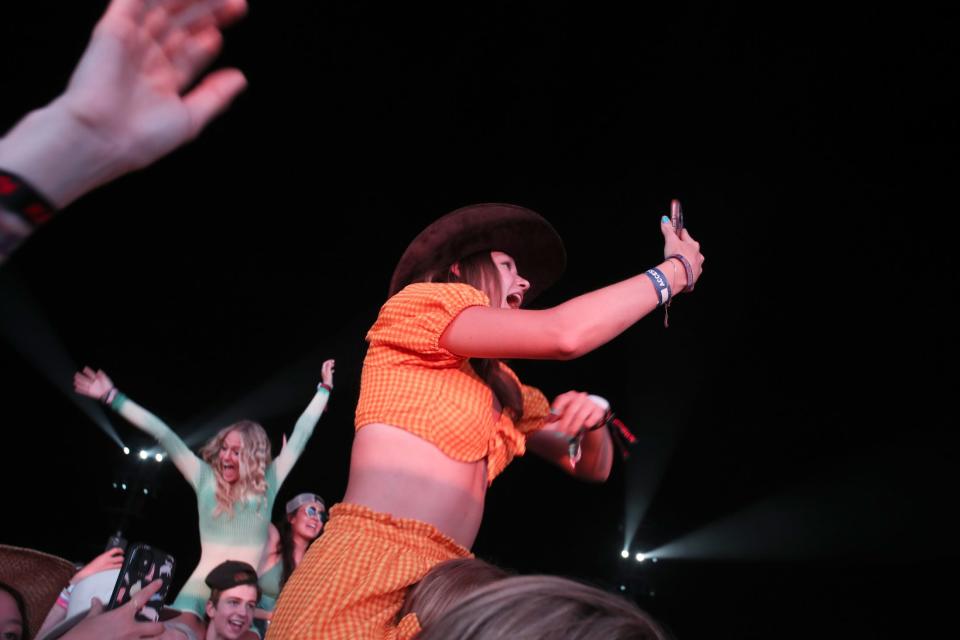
[[670, 199, 684, 234], [107, 543, 175, 622]]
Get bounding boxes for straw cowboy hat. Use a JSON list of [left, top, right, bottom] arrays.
[[0, 544, 76, 638]]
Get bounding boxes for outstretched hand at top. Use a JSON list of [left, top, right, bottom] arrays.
[[321, 359, 335, 388], [74, 367, 115, 400], [58, 0, 249, 175]]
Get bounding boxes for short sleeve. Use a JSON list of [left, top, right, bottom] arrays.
[[366, 283, 490, 364]]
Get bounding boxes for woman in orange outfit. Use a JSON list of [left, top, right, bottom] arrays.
[[269, 203, 704, 639]]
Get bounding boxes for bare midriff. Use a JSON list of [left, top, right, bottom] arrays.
[[343, 423, 488, 549]]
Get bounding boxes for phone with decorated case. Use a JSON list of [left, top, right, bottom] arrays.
[[107, 543, 175, 622]]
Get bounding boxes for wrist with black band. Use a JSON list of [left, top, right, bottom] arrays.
[[0, 168, 56, 227]]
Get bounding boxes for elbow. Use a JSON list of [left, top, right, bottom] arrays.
[[554, 334, 582, 360], [546, 311, 587, 360]]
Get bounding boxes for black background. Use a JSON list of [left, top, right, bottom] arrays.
[[2, 2, 957, 638]]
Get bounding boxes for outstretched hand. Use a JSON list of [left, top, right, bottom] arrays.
[[61, 579, 165, 640], [57, 0, 249, 175], [321, 359, 335, 388], [0, 0, 251, 265], [74, 367, 115, 400]]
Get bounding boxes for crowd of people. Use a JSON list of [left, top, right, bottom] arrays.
[[1, 1, 704, 638]]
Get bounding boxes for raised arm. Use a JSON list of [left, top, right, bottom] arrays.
[[439, 217, 704, 360], [74, 367, 202, 486], [272, 359, 334, 486], [0, 0, 248, 264]]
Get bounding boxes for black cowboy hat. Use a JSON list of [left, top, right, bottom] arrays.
[[388, 203, 566, 303]]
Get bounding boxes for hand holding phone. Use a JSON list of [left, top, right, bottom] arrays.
[[43, 580, 167, 640], [107, 543, 175, 622]]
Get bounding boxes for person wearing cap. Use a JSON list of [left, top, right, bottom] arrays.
[[163, 561, 260, 640], [269, 203, 704, 639], [203, 562, 260, 640], [254, 494, 327, 625], [71, 359, 335, 623]]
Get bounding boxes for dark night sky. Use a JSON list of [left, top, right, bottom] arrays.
[[1, 2, 957, 638]]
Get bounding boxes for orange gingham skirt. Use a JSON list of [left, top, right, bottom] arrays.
[[266, 502, 472, 639]]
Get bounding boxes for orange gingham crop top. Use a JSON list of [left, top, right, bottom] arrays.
[[355, 283, 551, 484]]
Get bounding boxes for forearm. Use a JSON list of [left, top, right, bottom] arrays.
[[273, 388, 329, 482], [548, 260, 686, 359], [37, 592, 70, 639], [111, 393, 199, 479], [0, 98, 126, 210], [289, 389, 329, 449], [113, 394, 177, 443]]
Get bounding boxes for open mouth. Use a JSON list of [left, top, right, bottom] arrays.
[[506, 292, 523, 309], [227, 617, 247, 632]]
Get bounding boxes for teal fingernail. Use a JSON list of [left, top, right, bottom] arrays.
[[661, 215, 670, 224]]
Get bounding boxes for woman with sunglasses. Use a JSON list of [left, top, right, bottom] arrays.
[[269, 204, 703, 639], [72, 359, 335, 625], [255, 493, 328, 628]]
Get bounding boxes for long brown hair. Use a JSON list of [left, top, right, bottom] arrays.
[[423, 251, 524, 420], [278, 499, 325, 588]]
